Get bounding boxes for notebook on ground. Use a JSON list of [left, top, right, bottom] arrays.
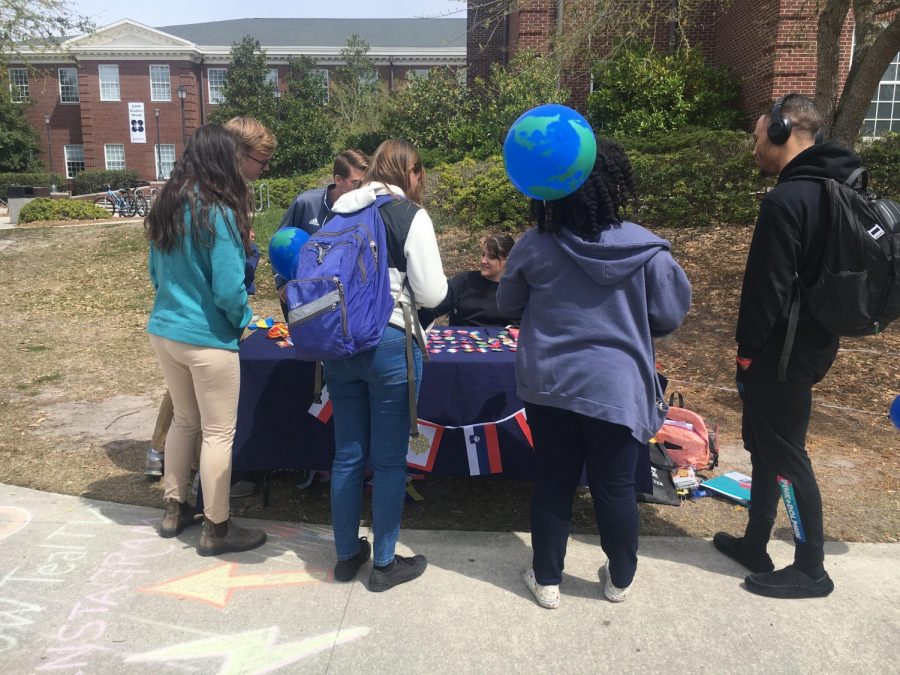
[[702, 471, 751, 506]]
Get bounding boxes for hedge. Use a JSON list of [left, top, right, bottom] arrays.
[[256, 170, 330, 210], [18, 198, 111, 223], [72, 169, 143, 196], [0, 173, 64, 200], [858, 132, 900, 199]]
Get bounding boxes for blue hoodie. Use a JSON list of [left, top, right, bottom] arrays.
[[497, 223, 691, 443]]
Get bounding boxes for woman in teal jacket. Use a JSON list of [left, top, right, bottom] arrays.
[[145, 124, 266, 556]]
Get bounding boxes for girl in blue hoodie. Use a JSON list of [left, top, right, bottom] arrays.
[[145, 124, 266, 556], [497, 139, 691, 608]]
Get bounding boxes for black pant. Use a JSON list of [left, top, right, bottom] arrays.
[[526, 402, 640, 587], [738, 367, 825, 574]]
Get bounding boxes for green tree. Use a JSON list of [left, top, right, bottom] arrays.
[[208, 35, 278, 130], [0, 0, 92, 67], [0, 74, 41, 171], [330, 34, 381, 137], [586, 41, 740, 136], [270, 57, 338, 176]]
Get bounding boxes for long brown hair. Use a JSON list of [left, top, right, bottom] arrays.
[[145, 124, 253, 255], [362, 139, 424, 204]]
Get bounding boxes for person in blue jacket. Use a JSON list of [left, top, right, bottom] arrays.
[[497, 139, 692, 609], [145, 124, 267, 556]]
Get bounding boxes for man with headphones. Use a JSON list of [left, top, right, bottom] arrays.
[[713, 93, 861, 598]]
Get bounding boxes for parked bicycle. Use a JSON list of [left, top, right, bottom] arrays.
[[93, 183, 148, 217]]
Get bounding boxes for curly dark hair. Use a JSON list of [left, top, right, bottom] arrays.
[[532, 138, 638, 238], [145, 123, 253, 255]]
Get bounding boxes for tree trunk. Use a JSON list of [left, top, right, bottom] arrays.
[[815, 0, 852, 137]]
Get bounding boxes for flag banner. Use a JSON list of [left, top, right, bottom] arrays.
[[128, 102, 146, 143], [307, 386, 333, 423], [513, 409, 533, 448], [406, 420, 443, 471], [463, 422, 502, 476]]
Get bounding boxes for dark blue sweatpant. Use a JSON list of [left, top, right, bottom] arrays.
[[526, 402, 641, 588]]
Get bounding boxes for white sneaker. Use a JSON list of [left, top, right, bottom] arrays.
[[523, 569, 560, 609], [600, 561, 632, 602]]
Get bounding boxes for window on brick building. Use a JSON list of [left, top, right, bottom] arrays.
[[408, 68, 430, 80], [64, 145, 85, 178], [314, 69, 329, 103], [8, 68, 28, 102], [266, 68, 278, 91], [456, 68, 467, 88], [208, 68, 227, 104], [99, 65, 120, 101], [58, 68, 79, 103], [104, 144, 126, 171], [150, 65, 171, 101], [863, 51, 900, 136], [155, 144, 176, 179]]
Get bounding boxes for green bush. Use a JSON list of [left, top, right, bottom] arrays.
[[18, 198, 110, 223], [0, 173, 64, 200], [430, 156, 530, 232], [622, 129, 767, 227], [256, 171, 328, 210], [858, 132, 900, 199], [382, 68, 466, 154], [587, 42, 740, 137], [72, 169, 142, 196]]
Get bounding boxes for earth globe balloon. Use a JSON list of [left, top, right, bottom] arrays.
[[503, 103, 597, 200], [890, 394, 900, 430], [268, 227, 310, 280]]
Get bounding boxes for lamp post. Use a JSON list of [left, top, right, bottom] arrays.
[[274, 88, 282, 120], [154, 108, 161, 180], [176, 85, 187, 147], [44, 114, 56, 192]]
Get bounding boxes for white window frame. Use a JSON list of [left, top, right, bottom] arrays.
[[64, 145, 85, 178], [149, 64, 171, 101], [98, 64, 120, 101], [104, 144, 126, 171], [8, 67, 28, 102], [207, 68, 227, 104], [266, 68, 278, 91], [155, 144, 176, 180], [314, 68, 329, 103], [58, 67, 79, 103], [862, 51, 900, 137], [407, 68, 430, 80]]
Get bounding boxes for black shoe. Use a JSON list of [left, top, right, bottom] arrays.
[[745, 565, 834, 599], [713, 532, 775, 574], [369, 554, 427, 592], [333, 537, 371, 582]]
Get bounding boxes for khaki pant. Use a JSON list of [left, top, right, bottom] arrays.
[[149, 334, 240, 523], [150, 390, 202, 468]]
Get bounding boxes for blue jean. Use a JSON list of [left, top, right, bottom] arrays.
[[324, 326, 422, 567]]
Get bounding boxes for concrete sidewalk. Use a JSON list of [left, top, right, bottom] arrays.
[[1, 484, 897, 673]]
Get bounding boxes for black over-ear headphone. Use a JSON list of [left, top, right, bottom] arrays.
[[768, 94, 825, 145]]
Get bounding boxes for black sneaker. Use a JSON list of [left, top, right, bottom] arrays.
[[369, 554, 427, 592], [333, 537, 371, 582], [713, 532, 775, 574], [745, 565, 834, 599]]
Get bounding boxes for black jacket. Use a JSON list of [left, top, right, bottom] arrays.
[[736, 141, 861, 384]]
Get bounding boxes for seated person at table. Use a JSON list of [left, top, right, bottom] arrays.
[[422, 233, 519, 327]]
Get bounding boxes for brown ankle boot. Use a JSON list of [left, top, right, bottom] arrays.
[[198, 517, 266, 556], [160, 500, 199, 538]]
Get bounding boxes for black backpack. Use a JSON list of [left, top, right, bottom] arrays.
[[778, 168, 900, 381]]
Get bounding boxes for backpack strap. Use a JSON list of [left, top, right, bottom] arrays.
[[844, 167, 867, 192], [777, 274, 802, 383]]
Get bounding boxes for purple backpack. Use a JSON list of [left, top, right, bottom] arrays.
[[285, 194, 397, 361]]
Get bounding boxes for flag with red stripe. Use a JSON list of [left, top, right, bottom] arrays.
[[513, 408, 533, 448], [463, 423, 502, 475], [406, 420, 443, 471], [307, 386, 333, 423]]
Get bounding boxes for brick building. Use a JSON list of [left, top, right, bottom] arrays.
[[467, 0, 898, 134], [9, 18, 466, 183]]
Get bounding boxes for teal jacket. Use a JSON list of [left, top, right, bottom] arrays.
[[147, 204, 251, 351]]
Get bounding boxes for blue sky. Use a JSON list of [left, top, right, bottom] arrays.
[[72, 1, 467, 28]]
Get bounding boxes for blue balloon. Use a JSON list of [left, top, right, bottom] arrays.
[[503, 103, 597, 200], [268, 227, 310, 280], [890, 394, 900, 430]]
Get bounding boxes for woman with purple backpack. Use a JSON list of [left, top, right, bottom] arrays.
[[497, 139, 692, 608], [323, 139, 448, 592]]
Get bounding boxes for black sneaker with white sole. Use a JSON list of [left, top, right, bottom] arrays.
[[744, 565, 834, 599], [333, 537, 371, 582], [369, 554, 427, 592]]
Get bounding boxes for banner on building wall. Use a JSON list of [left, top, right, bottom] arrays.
[[129, 102, 146, 143]]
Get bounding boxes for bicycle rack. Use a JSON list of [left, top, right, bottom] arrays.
[[255, 182, 270, 212]]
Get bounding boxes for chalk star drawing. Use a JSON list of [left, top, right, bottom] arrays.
[[125, 625, 368, 674], [140, 563, 330, 608], [0, 507, 31, 541]]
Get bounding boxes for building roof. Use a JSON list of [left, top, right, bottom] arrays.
[[156, 18, 467, 49]]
